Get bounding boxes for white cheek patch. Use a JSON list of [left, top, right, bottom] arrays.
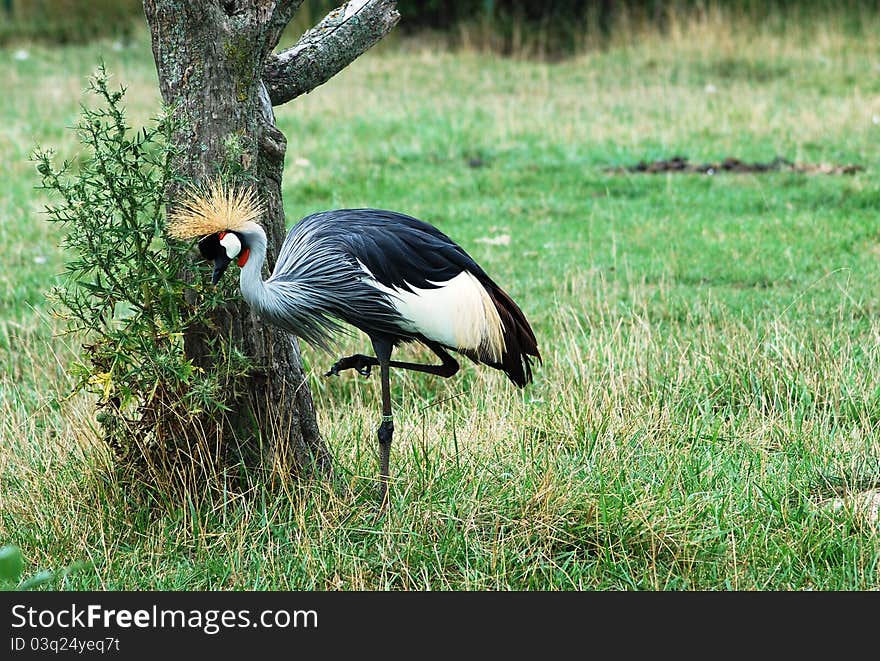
[[219, 233, 242, 259]]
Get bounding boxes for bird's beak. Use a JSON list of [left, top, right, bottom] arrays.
[[211, 254, 232, 285]]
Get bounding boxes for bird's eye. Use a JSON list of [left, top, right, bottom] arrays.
[[219, 232, 242, 259]]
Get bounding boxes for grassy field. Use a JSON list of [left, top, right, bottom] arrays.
[[2, 14, 880, 590]]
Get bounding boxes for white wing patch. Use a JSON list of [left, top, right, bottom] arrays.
[[358, 261, 506, 362]]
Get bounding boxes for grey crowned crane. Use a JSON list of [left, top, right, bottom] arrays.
[[168, 182, 541, 506]]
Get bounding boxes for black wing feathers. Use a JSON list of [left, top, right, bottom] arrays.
[[484, 284, 542, 387], [300, 209, 484, 291], [291, 209, 540, 386]]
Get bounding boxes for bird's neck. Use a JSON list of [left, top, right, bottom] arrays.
[[238, 226, 270, 314]]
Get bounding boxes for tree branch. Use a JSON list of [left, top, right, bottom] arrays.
[[264, 0, 306, 55], [262, 0, 400, 106]]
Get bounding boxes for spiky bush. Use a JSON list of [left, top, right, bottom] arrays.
[[33, 64, 250, 494]]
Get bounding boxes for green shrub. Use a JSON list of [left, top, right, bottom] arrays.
[[33, 64, 249, 493]]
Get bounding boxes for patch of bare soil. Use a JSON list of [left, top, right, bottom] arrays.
[[608, 155, 863, 175]]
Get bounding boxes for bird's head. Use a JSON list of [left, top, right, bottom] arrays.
[[197, 230, 252, 284], [166, 180, 265, 285]]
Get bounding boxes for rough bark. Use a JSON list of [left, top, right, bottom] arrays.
[[142, 0, 398, 478], [264, 0, 400, 106]]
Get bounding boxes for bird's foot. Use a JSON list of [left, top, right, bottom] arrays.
[[324, 354, 377, 378]]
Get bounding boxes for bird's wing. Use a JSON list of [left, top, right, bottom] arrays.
[[267, 210, 417, 344], [308, 209, 488, 292]]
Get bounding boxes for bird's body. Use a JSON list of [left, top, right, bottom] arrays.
[[234, 209, 538, 387], [170, 183, 540, 507]]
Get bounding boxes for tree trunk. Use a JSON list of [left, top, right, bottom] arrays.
[[142, 0, 399, 477]]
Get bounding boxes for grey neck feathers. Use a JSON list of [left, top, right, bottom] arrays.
[[238, 225, 270, 314], [234, 223, 344, 351], [233, 219, 407, 353]]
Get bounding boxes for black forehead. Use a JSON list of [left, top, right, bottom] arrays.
[[197, 233, 223, 260], [197, 231, 244, 260]]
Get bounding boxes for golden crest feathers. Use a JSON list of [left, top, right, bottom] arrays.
[[167, 180, 265, 240]]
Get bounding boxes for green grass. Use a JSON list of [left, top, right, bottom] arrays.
[[2, 15, 880, 590]]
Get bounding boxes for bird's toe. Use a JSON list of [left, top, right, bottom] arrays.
[[324, 354, 376, 377]]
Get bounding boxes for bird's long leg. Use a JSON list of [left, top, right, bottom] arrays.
[[325, 340, 459, 509], [371, 338, 394, 511], [325, 341, 459, 379], [388, 342, 459, 378]]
